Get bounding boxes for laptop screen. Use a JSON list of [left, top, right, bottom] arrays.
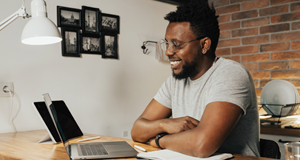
[[51, 101, 83, 143]]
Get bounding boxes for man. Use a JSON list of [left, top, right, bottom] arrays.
[[131, 0, 260, 158]]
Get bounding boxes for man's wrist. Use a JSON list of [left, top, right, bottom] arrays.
[[155, 132, 168, 149], [158, 134, 167, 149]]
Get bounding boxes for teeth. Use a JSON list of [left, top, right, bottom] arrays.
[[170, 61, 180, 65]]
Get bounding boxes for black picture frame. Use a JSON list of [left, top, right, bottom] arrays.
[[101, 13, 120, 34], [61, 28, 81, 57], [57, 6, 81, 28], [102, 33, 118, 59], [82, 6, 100, 34], [81, 34, 102, 54]]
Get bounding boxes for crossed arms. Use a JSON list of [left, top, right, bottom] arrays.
[[131, 98, 243, 158]]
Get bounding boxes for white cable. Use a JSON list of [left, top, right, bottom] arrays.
[[8, 90, 17, 132], [3, 86, 17, 132]]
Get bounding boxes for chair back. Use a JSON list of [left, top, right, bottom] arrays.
[[260, 138, 281, 159]]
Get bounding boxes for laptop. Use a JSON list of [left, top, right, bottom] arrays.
[[42, 93, 138, 160]]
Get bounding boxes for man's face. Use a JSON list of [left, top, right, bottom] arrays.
[[165, 22, 203, 80]]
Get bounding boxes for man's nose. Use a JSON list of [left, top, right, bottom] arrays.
[[165, 47, 175, 56]]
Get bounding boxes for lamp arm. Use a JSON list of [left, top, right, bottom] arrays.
[[0, 5, 30, 31]]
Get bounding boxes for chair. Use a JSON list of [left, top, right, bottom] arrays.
[[260, 139, 281, 159]]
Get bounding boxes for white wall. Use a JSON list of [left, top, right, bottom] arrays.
[[0, 0, 176, 138]]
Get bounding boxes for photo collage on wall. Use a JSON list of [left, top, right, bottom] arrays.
[[57, 6, 120, 59]]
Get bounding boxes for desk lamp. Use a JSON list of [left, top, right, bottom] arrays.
[[0, 0, 62, 45]]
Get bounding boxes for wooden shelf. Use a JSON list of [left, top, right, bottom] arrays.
[[261, 126, 300, 137]]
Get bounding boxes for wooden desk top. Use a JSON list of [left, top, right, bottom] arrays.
[[0, 130, 277, 160]]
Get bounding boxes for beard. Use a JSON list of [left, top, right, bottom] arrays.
[[172, 59, 198, 80]]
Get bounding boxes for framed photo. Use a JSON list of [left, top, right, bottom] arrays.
[[82, 6, 100, 34], [101, 13, 120, 34], [57, 6, 81, 28], [61, 28, 81, 57], [102, 33, 118, 59], [81, 34, 102, 54]]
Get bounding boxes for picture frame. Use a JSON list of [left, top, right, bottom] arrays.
[[61, 28, 81, 57], [81, 34, 102, 54], [102, 33, 118, 59], [82, 6, 100, 34], [101, 13, 120, 34], [57, 6, 81, 28]]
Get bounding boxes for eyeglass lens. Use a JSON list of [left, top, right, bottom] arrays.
[[160, 39, 177, 52]]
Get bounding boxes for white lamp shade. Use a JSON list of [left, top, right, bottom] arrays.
[[21, 0, 62, 45], [21, 17, 62, 45]]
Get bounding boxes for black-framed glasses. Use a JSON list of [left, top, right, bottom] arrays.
[[160, 37, 205, 52]]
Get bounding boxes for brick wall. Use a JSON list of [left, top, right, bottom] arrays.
[[211, 0, 300, 103]]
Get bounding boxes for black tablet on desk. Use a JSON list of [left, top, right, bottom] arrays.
[[33, 101, 83, 144]]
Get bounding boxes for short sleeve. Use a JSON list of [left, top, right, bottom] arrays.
[[153, 76, 173, 109], [206, 65, 252, 115]]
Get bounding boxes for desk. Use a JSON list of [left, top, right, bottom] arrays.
[[0, 130, 277, 160]]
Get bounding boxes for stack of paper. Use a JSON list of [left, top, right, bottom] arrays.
[[137, 149, 233, 160]]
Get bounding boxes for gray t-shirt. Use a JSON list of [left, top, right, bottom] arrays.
[[154, 57, 260, 156]]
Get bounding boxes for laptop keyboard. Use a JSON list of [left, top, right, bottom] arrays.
[[80, 144, 109, 156]]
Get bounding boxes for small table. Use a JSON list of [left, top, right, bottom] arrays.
[[0, 130, 277, 160]]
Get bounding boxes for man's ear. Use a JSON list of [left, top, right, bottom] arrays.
[[200, 37, 211, 54]]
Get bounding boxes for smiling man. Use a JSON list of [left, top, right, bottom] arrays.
[[131, 0, 260, 158]]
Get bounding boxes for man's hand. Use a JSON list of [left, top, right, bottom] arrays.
[[161, 116, 199, 134], [149, 138, 158, 148]]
